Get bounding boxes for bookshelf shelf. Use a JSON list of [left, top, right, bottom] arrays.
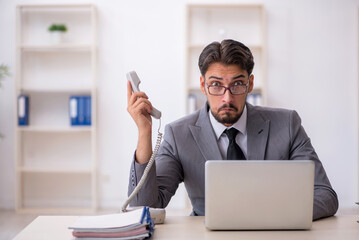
[[17, 125, 93, 132], [20, 87, 92, 93], [15, 4, 97, 213], [20, 44, 93, 52], [20, 166, 92, 174]]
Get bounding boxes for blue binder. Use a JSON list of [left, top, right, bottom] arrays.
[[84, 96, 91, 126], [77, 96, 86, 125], [69, 95, 92, 126], [69, 96, 79, 126], [18, 95, 29, 126]]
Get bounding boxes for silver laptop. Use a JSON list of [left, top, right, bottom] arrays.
[[205, 160, 314, 230]]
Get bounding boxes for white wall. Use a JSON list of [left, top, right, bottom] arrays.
[[0, 0, 358, 210], [265, 0, 359, 208]]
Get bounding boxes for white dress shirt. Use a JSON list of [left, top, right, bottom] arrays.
[[209, 105, 248, 159]]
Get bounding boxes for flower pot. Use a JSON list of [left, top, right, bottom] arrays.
[[50, 31, 65, 44]]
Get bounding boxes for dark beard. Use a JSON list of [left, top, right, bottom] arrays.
[[211, 104, 242, 125]]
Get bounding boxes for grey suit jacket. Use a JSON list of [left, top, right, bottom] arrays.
[[128, 103, 338, 220]]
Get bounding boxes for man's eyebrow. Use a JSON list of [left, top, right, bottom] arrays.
[[208, 74, 246, 80], [232, 74, 246, 79], [208, 76, 222, 80]]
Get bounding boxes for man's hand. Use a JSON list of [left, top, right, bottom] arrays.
[[127, 81, 153, 164]]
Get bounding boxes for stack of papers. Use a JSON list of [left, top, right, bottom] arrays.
[[69, 207, 154, 239]]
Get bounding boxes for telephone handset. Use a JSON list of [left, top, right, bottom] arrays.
[[122, 71, 166, 224], [126, 71, 162, 119]]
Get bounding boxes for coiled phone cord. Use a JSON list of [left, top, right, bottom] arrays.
[[121, 119, 163, 212]]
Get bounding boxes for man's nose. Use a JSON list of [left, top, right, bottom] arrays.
[[222, 88, 233, 102]]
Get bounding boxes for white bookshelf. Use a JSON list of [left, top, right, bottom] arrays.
[[185, 4, 267, 113], [15, 4, 97, 213]]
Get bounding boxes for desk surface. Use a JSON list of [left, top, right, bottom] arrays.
[[13, 215, 359, 240]]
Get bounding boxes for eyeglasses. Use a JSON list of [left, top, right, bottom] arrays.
[[206, 81, 249, 96]]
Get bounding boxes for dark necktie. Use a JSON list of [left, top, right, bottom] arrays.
[[224, 128, 246, 160]]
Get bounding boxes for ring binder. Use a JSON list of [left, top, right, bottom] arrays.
[[69, 95, 92, 126], [18, 94, 29, 126]]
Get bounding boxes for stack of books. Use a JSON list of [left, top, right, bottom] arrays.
[[69, 207, 154, 239]]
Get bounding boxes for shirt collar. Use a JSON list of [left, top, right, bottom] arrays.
[[209, 105, 247, 140]]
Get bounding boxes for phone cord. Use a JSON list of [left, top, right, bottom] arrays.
[[121, 119, 163, 212]]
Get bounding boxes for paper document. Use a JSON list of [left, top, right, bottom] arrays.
[[69, 207, 154, 239]]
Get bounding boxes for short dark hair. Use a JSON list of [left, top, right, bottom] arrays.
[[198, 39, 254, 76]]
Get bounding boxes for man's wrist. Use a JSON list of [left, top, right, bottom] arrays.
[[136, 129, 153, 164], [138, 128, 152, 139]]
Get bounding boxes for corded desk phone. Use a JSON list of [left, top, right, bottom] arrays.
[[122, 71, 166, 224]]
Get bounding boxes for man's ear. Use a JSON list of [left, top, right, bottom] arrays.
[[247, 74, 254, 93], [200, 75, 206, 95]]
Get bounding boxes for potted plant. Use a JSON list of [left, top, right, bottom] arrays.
[[0, 64, 10, 88], [48, 23, 68, 44]]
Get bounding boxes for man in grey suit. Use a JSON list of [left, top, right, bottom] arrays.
[[126, 39, 338, 220]]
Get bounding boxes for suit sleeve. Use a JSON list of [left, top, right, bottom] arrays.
[[127, 124, 184, 208], [289, 110, 339, 220]]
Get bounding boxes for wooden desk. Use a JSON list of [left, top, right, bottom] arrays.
[[13, 215, 359, 240]]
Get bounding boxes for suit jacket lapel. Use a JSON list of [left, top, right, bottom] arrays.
[[246, 103, 270, 160], [189, 104, 223, 161]]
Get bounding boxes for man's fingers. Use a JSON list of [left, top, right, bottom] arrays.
[[127, 94, 153, 118], [131, 97, 153, 111], [127, 80, 150, 103], [127, 81, 132, 103]]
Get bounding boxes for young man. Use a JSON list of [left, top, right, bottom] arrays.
[[126, 39, 338, 220]]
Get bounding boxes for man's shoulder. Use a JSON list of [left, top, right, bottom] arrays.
[[247, 104, 301, 127], [248, 104, 296, 117]]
